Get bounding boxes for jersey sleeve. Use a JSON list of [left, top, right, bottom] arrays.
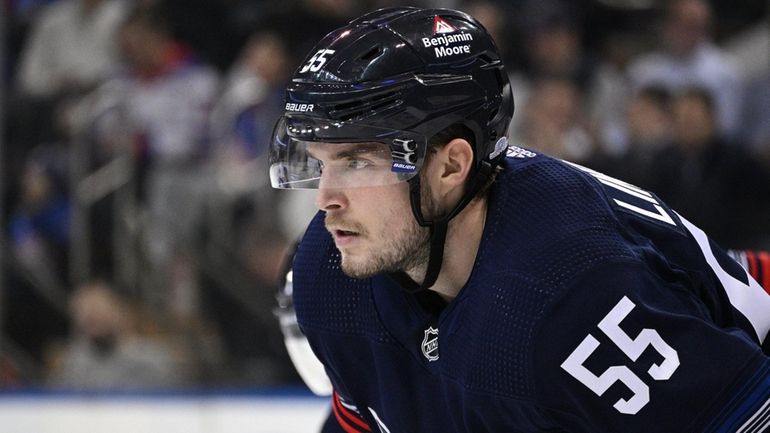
[[303, 340, 374, 433], [533, 260, 770, 433], [317, 391, 373, 433], [325, 391, 373, 433]]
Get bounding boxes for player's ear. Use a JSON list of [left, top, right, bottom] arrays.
[[437, 138, 474, 193]]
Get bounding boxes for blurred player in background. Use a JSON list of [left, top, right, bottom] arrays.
[[269, 6, 770, 433]]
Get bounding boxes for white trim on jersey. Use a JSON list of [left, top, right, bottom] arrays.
[[680, 215, 770, 344], [737, 396, 770, 433], [338, 397, 359, 413], [728, 250, 750, 271]]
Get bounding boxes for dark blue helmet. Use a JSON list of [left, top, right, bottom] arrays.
[[269, 7, 514, 291], [270, 6, 513, 190]]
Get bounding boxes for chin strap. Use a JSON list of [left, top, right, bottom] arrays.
[[389, 160, 494, 293]]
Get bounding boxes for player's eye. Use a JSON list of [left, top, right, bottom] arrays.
[[347, 159, 372, 170]]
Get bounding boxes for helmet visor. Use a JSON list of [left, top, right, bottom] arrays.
[[269, 116, 427, 189]]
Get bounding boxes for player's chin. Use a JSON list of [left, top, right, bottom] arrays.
[[339, 256, 380, 280]]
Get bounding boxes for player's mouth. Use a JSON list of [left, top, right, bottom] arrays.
[[332, 229, 360, 247]]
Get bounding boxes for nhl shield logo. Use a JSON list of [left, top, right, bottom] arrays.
[[421, 327, 439, 361]]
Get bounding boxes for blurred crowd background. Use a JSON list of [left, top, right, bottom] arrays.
[[0, 0, 768, 392]]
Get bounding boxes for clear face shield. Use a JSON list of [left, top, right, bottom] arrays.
[[269, 116, 427, 189]]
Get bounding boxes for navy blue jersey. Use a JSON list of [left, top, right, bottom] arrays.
[[293, 147, 770, 433]]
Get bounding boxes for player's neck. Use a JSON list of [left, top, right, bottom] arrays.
[[410, 197, 488, 303]]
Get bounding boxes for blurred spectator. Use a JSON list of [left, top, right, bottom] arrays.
[[587, 30, 648, 156], [210, 31, 290, 169], [651, 88, 770, 249], [507, 0, 594, 142], [520, 0, 592, 88], [208, 29, 316, 244], [88, 3, 220, 316], [6, 0, 128, 209], [739, 71, 770, 162], [598, 86, 674, 190], [624, 86, 674, 154], [627, 0, 742, 138], [7, 145, 71, 285], [48, 280, 186, 390], [4, 145, 72, 377], [724, 11, 770, 81], [3, 0, 60, 85], [153, 0, 235, 71], [207, 30, 286, 254], [15, 0, 127, 99], [111, 3, 219, 167], [513, 77, 596, 164]]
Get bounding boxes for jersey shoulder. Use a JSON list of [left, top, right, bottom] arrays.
[[440, 151, 648, 399], [447, 148, 718, 398], [490, 150, 770, 432], [488, 150, 647, 289]]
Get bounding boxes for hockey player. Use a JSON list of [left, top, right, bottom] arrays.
[[269, 7, 770, 432]]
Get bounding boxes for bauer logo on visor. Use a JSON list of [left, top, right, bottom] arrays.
[[391, 138, 418, 173]]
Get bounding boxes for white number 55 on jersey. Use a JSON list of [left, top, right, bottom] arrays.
[[561, 296, 680, 415]]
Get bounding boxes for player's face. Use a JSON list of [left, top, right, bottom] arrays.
[[310, 143, 434, 279]]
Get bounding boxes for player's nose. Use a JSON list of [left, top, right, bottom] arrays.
[[315, 187, 348, 212]]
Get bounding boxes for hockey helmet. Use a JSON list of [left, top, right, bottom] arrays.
[[268, 7, 514, 291], [269, 6, 513, 190]]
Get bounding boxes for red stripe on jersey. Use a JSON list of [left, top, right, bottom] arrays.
[[332, 398, 362, 433], [332, 392, 371, 432], [757, 251, 770, 295], [747, 250, 759, 283]]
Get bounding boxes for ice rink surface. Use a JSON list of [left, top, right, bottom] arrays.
[[0, 389, 329, 433]]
